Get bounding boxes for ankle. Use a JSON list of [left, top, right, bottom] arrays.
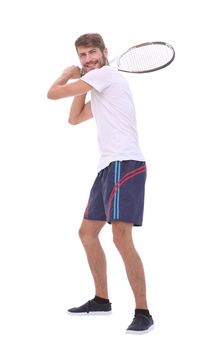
[[93, 295, 110, 304], [135, 308, 151, 317]]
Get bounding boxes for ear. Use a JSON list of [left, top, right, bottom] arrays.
[[103, 48, 108, 58]]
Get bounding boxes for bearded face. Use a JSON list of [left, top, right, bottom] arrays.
[[77, 46, 108, 74]]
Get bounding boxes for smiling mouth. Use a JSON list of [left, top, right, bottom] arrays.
[[85, 61, 99, 69]]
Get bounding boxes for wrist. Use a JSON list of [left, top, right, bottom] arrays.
[[80, 68, 86, 77]]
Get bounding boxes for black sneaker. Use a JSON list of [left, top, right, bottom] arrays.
[[126, 314, 154, 334], [67, 299, 112, 315]]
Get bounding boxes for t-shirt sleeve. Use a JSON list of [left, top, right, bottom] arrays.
[[80, 67, 112, 93]]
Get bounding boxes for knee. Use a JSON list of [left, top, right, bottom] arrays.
[[78, 227, 88, 245], [112, 230, 126, 252], [112, 223, 133, 252], [78, 227, 96, 246]]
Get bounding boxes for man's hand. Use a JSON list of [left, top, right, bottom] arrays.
[[47, 65, 92, 100], [62, 65, 81, 80]]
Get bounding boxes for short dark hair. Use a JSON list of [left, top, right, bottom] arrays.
[[75, 33, 106, 51]]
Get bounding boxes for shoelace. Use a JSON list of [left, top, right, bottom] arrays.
[[133, 314, 151, 325]]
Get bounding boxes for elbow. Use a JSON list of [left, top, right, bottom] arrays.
[[47, 91, 57, 100], [68, 113, 80, 125], [47, 88, 60, 100], [68, 118, 79, 125]]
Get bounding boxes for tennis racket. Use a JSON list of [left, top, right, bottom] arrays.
[[111, 41, 175, 73]]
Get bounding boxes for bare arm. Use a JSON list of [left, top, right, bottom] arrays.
[[47, 65, 92, 100], [68, 94, 93, 125]]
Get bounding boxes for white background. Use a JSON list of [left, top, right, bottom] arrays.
[[0, 0, 214, 349]]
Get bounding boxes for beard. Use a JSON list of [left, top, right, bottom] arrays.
[[82, 53, 107, 73]]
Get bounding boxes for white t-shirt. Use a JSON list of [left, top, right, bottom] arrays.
[[81, 66, 145, 172]]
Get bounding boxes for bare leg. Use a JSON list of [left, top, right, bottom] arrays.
[[112, 221, 148, 309], [79, 219, 108, 299]]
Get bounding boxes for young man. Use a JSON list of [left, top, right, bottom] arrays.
[[47, 33, 154, 334]]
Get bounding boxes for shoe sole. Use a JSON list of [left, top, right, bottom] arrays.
[[126, 324, 154, 335], [67, 310, 112, 316]]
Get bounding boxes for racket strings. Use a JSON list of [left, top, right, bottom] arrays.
[[118, 44, 174, 72]]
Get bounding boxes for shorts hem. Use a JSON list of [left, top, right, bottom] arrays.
[[83, 216, 106, 222], [108, 219, 143, 227], [84, 217, 142, 227]]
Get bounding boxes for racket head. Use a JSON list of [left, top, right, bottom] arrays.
[[117, 41, 175, 73]]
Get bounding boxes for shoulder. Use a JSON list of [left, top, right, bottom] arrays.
[[80, 66, 117, 92], [81, 66, 128, 93], [83, 66, 118, 79]]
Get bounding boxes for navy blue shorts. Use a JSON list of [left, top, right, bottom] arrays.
[[84, 160, 147, 226]]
